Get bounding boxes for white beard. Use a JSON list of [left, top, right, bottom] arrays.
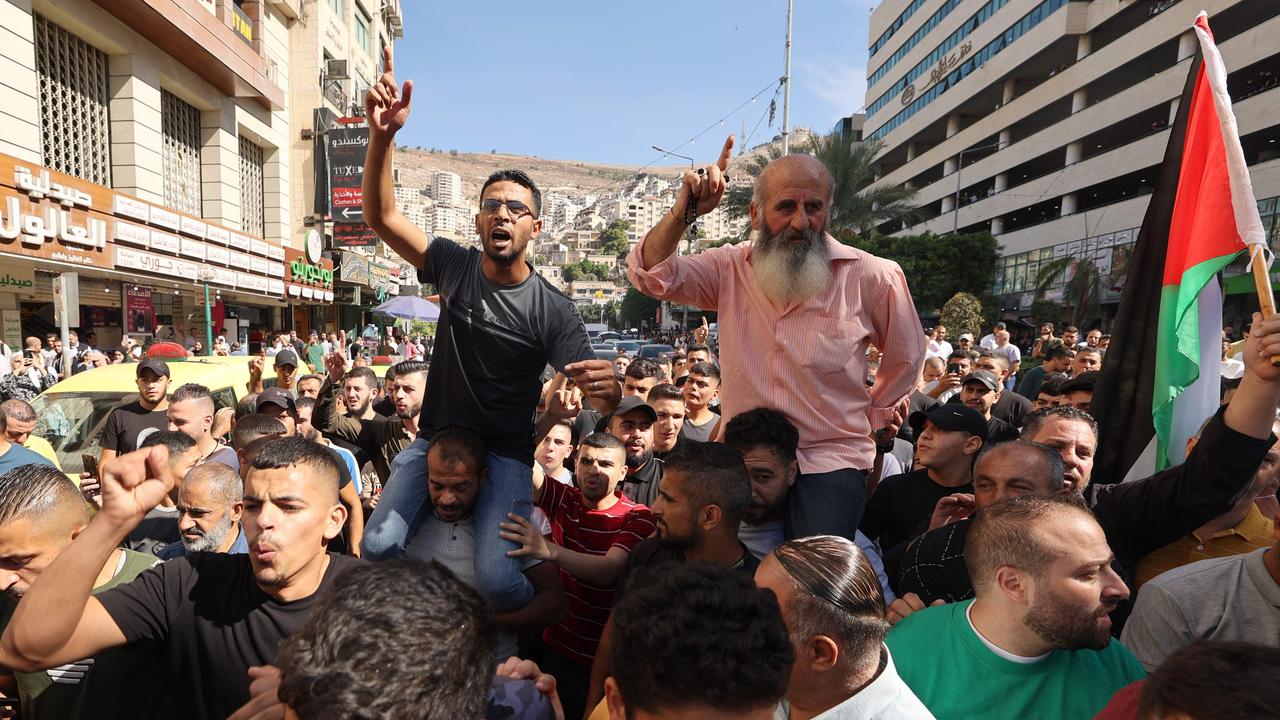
[[750, 226, 832, 306]]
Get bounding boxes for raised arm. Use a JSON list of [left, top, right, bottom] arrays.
[[637, 136, 733, 270], [0, 447, 176, 671], [363, 46, 429, 268]]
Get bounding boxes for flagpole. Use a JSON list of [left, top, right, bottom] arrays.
[[1249, 257, 1280, 366]]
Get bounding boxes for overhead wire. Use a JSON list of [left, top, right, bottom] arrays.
[[639, 78, 784, 173]]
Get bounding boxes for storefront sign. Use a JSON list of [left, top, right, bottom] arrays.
[[250, 238, 271, 256], [210, 267, 237, 287], [0, 265, 35, 291], [333, 221, 378, 248], [0, 190, 110, 267], [0, 310, 20, 348], [250, 257, 270, 275], [207, 245, 231, 265], [180, 215, 207, 239], [339, 251, 370, 285], [284, 244, 334, 303], [237, 273, 269, 294], [150, 231, 181, 255], [115, 246, 199, 281], [327, 127, 377, 247], [180, 236, 207, 261], [125, 285, 153, 334]]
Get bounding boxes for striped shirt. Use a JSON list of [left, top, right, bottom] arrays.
[[538, 481, 655, 665], [1132, 504, 1275, 590], [628, 234, 924, 473]]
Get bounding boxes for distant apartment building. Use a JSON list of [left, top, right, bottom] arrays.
[[433, 170, 463, 207], [567, 280, 625, 304], [864, 0, 1279, 318]]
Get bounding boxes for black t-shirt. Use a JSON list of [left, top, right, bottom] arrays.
[[859, 468, 973, 554], [620, 457, 664, 508], [100, 401, 169, 454], [419, 236, 594, 463], [123, 507, 180, 556], [371, 396, 396, 419], [987, 416, 1021, 444], [97, 552, 362, 720]]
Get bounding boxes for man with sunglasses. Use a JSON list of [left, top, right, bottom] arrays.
[[360, 47, 620, 614]]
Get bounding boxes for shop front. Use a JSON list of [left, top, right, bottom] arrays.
[[0, 152, 297, 353], [284, 229, 336, 338]]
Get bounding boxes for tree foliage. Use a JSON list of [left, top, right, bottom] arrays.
[[842, 231, 1000, 316], [562, 260, 612, 283], [1032, 257, 1101, 329], [598, 219, 632, 257], [620, 287, 660, 329], [940, 292, 986, 339]]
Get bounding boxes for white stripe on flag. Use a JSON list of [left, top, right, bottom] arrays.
[[1167, 277, 1225, 465]]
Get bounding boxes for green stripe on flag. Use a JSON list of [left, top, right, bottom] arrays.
[[1153, 251, 1240, 468]]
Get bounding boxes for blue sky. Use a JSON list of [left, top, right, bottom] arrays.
[[393, 1, 874, 166]]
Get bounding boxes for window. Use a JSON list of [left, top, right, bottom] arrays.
[[162, 90, 203, 216], [35, 15, 110, 185], [328, 0, 343, 15], [239, 136, 265, 238], [355, 3, 372, 55]]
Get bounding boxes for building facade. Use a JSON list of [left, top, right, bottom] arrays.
[[0, 0, 300, 351], [865, 0, 1280, 322]]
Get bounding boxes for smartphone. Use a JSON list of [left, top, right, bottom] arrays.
[[21, 349, 34, 360], [947, 363, 962, 375], [81, 454, 99, 478]]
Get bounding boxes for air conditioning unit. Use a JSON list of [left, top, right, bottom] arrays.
[[325, 59, 350, 80], [350, 101, 366, 118]]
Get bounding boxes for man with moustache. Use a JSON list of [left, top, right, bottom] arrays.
[[605, 397, 664, 508], [155, 462, 249, 559], [0, 464, 168, 719], [630, 141, 924, 540]]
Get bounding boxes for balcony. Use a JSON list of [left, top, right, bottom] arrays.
[[90, 0, 285, 110]]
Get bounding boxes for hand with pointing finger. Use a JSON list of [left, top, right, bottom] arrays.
[[673, 135, 734, 222], [366, 46, 413, 140]]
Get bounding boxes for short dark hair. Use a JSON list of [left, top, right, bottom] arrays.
[[612, 562, 792, 716], [685, 343, 711, 356], [1037, 372, 1070, 398], [428, 427, 486, 471], [278, 559, 494, 719], [236, 393, 260, 420], [297, 374, 324, 387], [1059, 371, 1099, 395], [232, 414, 287, 450], [343, 366, 378, 389], [975, 440, 1066, 493], [0, 463, 85, 527], [250, 436, 343, 501], [1137, 641, 1280, 720], [294, 396, 317, 415], [947, 350, 971, 361], [771, 536, 888, 666], [1022, 405, 1098, 440], [1062, 325, 1079, 334], [391, 360, 429, 381], [1044, 345, 1075, 362], [170, 383, 214, 411], [481, 169, 542, 217], [976, 352, 1010, 372], [965, 493, 1091, 590], [625, 358, 661, 381], [724, 407, 799, 467], [0, 399, 36, 424], [646, 383, 684, 403], [686, 361, 721, 383], [580, 432, 626, 456], [1075, 346, 1102, 358], [139, 430, 197, 459], [663, 443, 751, 526]]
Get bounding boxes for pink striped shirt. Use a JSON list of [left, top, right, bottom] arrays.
[[628, 234, 924, 474]]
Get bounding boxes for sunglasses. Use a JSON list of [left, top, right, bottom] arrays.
[[480, 198, 535, 219]]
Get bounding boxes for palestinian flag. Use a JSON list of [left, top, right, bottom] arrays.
[[1091, 12, 1269, 485]]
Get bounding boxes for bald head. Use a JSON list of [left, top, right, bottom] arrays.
[[753, 154, 833, 208], [182, 462, 244, 509]]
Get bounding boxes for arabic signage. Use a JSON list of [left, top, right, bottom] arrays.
[[326, 126, 377, 248], [901, 41, 973, 107], [0, 310, 19, 349], [126, 285, 153, 335], [338, 251, 370, 286], [0, 153, 286, 299], [0, 265, 35, 292], [284, 247, 335, 302]]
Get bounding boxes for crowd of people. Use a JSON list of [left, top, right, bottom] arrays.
[[0, 50, 1274, 720]]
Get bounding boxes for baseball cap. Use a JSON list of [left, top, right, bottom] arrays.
[[958, 333, 974, 342], [256, 387, 297, 413], [274, 349, 299, 368], [961, 370, 1001, 391], [136, 357, 170, 378], [908, 405, 989, 441], [607, 396, 658, 424]]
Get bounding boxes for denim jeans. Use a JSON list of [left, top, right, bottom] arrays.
[[361, 437, 535, 611], [784, 467, 869, 542]]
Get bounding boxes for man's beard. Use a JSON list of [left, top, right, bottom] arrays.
[[749, 224, 831, 306], [184, 515, 235, 553], [742, 494, 787, 526], [396, 403, 422, 421], [656, 523, 700, 553], [484, 231, 524, 264], [1023, 586, 1116, 651], [301, 427, 321, 443], [626, 449, 653, 470], [345, 398, 371, 417]]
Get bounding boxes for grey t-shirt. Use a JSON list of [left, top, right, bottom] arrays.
[[1121, 547, 1280, 671]]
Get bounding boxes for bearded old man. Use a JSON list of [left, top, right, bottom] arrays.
[[628, 136, 924, 541]]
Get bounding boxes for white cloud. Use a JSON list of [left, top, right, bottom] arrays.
[[797, 57, 868, 117]]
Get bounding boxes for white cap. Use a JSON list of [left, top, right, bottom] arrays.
[[959, 333, 974, 341]]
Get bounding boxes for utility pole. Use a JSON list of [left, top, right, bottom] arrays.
[[781, 0, 794, 154]]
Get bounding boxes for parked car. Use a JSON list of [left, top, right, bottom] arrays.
[[615, 340, 643, 355], [598, 331, 622, 342], [637, 343, 675, 359]]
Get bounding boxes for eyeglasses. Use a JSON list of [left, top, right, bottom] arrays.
[[480, 198, 535, 219]]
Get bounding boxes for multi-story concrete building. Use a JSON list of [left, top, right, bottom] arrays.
[[287, 0, 402, 330], [432, 170, 462, 207], [865, 0, 1280, 319], [0, 0, 298, 352]]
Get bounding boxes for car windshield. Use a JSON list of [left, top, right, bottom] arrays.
[[29, 391, 141, 474], [639, 344, 674, 358], [616, 341, 642, 353]]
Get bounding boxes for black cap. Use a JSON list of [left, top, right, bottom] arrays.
[[961, 370, 1001, 391], [607, 396, 657, 424], [255, 387, 297, 413], [908, 405, 988, 441], [136, 357, 170, 379], [274, 349, 299, 368]]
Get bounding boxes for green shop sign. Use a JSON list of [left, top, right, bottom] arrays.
[[290, 259, 334, 288]]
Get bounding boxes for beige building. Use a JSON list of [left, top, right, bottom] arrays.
[[0, 0, 300, 349], [865, 0, 1280, 316]]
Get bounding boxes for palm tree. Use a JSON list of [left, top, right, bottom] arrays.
[[719, 133, 920, 243], [1033, 256, 1101, 328]]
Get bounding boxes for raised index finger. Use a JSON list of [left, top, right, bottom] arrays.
[[717, 134, 735, 171], [383, 45, 394, 74]]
